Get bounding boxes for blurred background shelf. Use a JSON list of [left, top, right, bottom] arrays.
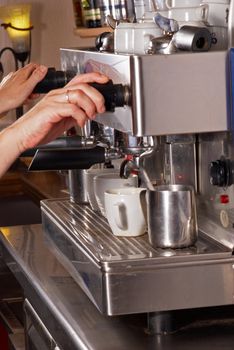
[[73, 27, 113, 38]]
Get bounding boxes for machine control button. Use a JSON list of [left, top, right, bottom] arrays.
[[220, 210, 229, 228], [220, 194, 229, 204], [210, 158, 233, 187]]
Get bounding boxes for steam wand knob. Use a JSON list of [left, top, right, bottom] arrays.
[[210, 158, 234, 187]]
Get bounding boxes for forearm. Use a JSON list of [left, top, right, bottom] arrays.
[[0, 125, 21, 178], [0, 64, 48, 116]]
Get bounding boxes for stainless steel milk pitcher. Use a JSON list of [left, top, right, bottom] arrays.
[[147, 184, 198, 249]]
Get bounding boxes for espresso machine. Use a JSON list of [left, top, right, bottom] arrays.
[[30, 0, 234, 334]]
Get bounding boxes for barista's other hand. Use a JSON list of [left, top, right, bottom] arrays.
[[0, 63, 48, 115], [11, 72, 108, 152]]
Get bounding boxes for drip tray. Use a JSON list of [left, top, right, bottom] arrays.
[[41, 199, 234, 316]]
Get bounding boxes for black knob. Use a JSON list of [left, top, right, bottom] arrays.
[[90, 81, 127, 112], [33, 67, 76, 93], [33, 68, 130, 112], [210, 158, 232, 187]]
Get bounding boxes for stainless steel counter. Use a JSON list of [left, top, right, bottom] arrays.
[[2, 225, 234, 349]]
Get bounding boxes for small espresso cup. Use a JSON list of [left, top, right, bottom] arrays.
[[94, 173, 138, 216], [85, 168, 119, 211], [147, 184, 198, 249], [105, 187, 147, 237]]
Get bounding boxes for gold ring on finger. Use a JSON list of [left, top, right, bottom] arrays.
[[65, 90, 71, 103]]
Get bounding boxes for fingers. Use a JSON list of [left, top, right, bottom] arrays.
[[57, 101, 90, 127], [28, 64, 48, 83], [65, 72, 108, 115], [0, 63, 48, 94], [12, 63, 47, 87], [47, 85, 105, 118], [18, 71, 109, 149], [23, 64, 48, 92], [65, 89, 98, 119], [19, 63, 40, 79], [38, 118, 77, 145], [37, 100, 88, 128], [66, 72, 109, 87], [10, 63, 40, 83], [67, 86, 105, 115], [15, 75, 108, 151]]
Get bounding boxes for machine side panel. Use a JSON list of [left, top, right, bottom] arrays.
[[134, 51, 229, 135]]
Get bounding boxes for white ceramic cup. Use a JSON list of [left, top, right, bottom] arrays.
[[105, 187, 147, 237], [85, 168, 119, 211], [94, 173, 138, 216], [165, 0, 202, 8]]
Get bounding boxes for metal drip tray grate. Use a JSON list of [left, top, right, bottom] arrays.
[[41, 199, 234, 316], [52, 199, 155, 261], [41, 199, 230, 264]]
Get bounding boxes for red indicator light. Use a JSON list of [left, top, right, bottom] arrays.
[[220, 195, 229, 204]]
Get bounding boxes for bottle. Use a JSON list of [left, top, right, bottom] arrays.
[[118, 0, 135, 21], [99, 0, 111, 26], [110, 0, 122, 20], [81, 0, 101, 28], [72, 0, 83, 27], [94, 0, 102, 27], [124, 0, 135, 22]]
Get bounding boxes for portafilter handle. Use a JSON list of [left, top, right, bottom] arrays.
[[28, 146, 106, 171], [33, 67, 130, 112]]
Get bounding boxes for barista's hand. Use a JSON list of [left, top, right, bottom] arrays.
[[11, 72, 109, 152], [0, 63, 48, 116]]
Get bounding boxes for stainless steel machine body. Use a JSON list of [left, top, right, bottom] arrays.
[[41, 3, 234, 317], [60, 48, 229, 136]]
